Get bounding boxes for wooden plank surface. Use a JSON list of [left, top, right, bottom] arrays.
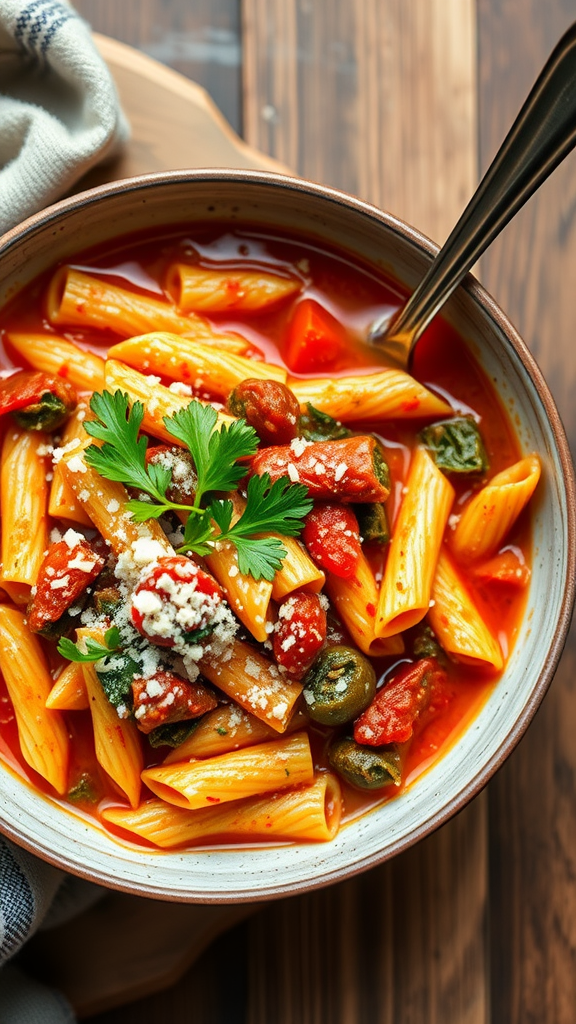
[[34, 1, 576, 1022], [477, 3, 576, 1022]]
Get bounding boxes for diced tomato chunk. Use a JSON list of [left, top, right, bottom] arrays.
[[130, 556, 223, 648], [132, 671, 217, 734], [27, 539, 105, 632], [354, 657, 448, 745], [0, 370, 77, 429], [273, 592, 327, 679], [284, 299, 349, 373], [302, 503, 361, 578], [473, 549, 530, 588]]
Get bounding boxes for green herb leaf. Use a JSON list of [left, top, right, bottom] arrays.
[[225, 474, 313, 539], [96, 652, 140, 710], [232, 534, 288, 579], [57, 627, 122, 663], [148, 720, 199, 749], [164, 403, 259, 502], [419, 417, 489, 475], [84, 391, 155, 490], [178, 511, 218, 557], [299, 403, 351, 442]]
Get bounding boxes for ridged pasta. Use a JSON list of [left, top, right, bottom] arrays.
[[46, 267, 250, 352], [78, 628, 143, 807], [163, 705, 309, 764], [102, 772, 341, 846], [271, 537, 325, 601], [451, 455, 541, 561], [289, 370, 452, 422], [0, 426, 49, 604], [104, 359, 234, 444], [46, 662, 88, 711], [107, 332, 286, 397], [49, 401, 93, 525], [200, 639, 302, 733], [325, 551, 405, 657], [376, 447, 454, 637], [165, 263, 301, 313], [429, 549, 503, 670], [5, 332, 106, 390], [142, 731, 314, 809], [0, 606, 69, 794]]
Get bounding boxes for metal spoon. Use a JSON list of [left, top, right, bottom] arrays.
[[369, 21, 576, 369]]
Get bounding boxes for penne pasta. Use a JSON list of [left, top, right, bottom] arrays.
[[102, 772, 341, 846], [429, 549, 503, 671], [205, 544, 273, 645], [0, 426, 49, 604], [165, 263, 301, 313], [200, 639, 303, 733], [271, 537, 325, 601], [142, 731, 314, 809], [78, 628, 143, 807], [107, 332, 286, 398], [46, 267, 250, 352], [104, 359, 234, 444], [325, 551, 405, 657], [0, 606, 69, 794], [5, 332, 105, 391], [451, 455, 541, 561], [58, 448, 173, 559], [376, 447, 454, 638], [289, 370, 452, 422], [49, 401, 93, 525], [163, 705, 309, 764], [46, 662, 89, 711]]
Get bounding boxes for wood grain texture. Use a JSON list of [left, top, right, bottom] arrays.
[[242, 0, 477, 243], [478, 3, 576, 1021], [74, 0, 243, 133]]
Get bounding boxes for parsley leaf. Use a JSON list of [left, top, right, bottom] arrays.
[[179, 512, 218, 557], [164, 404, 259, 502], [58, 626, 122, 663], [84, 391, 164, 494], [207, 475, 314, 580]]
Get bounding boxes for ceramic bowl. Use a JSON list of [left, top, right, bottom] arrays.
[[0, 170, 574, 902]]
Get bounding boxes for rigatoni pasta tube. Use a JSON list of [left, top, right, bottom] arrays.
[[103, 772, 341, 846], [376, 447, 454, 638], [200, 639, 302, 733], [165, 263, 301, 313], [142, 731, 313, 810], [49, 402, 93, 526], [271, 537, 325, 601], [429, 549, 503, 671], [58, 449, 173, 558], [325, 552, 404, 657], [46, 662, 88, 711], [289, 370, 452, 422], [163, 705, 309, 764], [451, 455, 541, 561], [46, 267, 250, 352], [5, 332, 105, 391], [0, 426, 49, 603], [0, 606, 69, 794], [205, 540, 273, 645], [104, 359, 234, 445], [107, 332, 287, 397], [78, 628, 143, 807]]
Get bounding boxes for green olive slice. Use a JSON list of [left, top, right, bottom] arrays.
[[328, 736, 402, 790], [302, 645, 376, 725]]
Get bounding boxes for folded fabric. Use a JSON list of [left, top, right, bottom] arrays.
[[0, 836, 104, 1022], [0, 0, 129, 235]]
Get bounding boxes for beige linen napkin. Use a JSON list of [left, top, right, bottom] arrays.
[[0, 0, 128, 234]]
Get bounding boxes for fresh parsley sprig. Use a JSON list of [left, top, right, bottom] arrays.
[[82, 389, 312, 580], [57, 626, 122, 664]]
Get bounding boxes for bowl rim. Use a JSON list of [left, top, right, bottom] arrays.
[[0, 167, 575, 902]]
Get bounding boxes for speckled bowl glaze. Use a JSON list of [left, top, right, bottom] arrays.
[[0, 170, 574, 903]]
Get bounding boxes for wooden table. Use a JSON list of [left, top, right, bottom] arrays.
[[46, 2, 576, 1021]]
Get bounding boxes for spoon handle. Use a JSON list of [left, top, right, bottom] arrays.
[[371, 21, 576, 365]]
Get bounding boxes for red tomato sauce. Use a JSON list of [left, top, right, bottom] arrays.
[[0, 225, 531, 846]]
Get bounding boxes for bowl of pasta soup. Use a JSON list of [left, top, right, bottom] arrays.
[[0, 170, 573, 901]]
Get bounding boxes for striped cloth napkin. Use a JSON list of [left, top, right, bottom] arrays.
[[0, 0, 129, 235], [0, 2, 126, 1018], [0, 837, 103, 1022]]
